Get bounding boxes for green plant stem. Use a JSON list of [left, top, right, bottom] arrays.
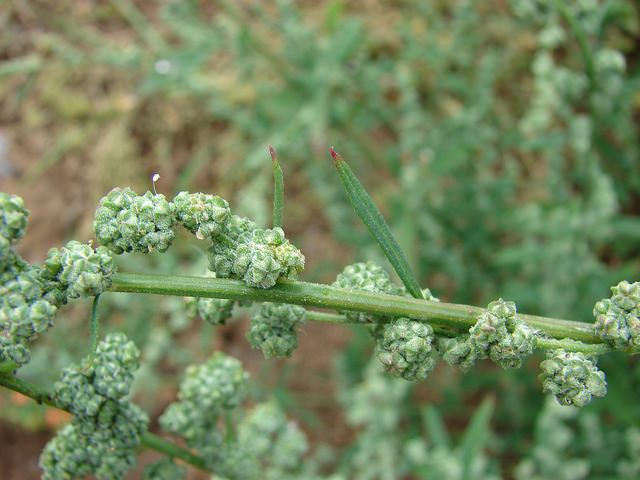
[[109, 273, 604, 346], [0, 373, 213, 474]]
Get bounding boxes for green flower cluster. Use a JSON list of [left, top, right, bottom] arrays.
[[376, 318, 435, 381], [93, 187, 177, 254], [142, 458, 186, 480], [159, 352, 248, 469], [539, 349, 607, 407], [246, 302, 306, 359], [93, 188, 305, 288], [439, 299, 537, 370], [593, 281, 640, 350], [40, 333, 148, 480], [42, 240, 116, 301], [332, 262, 399, 323], [209, 220, 305, 288], [173, 191, 231, 239], [185, 295, 235, 325], [0, 193, 28, 262], [234, 402, 309, 480], [1, 193, 115, 369]]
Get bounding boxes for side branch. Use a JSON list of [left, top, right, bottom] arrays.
[[109, 273, 603, 345], [0, 373, 214, 474]]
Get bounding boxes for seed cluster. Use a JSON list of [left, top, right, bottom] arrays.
[[593, 280, 640, 349], [40, 333, 148, 480], [333, 261, 399, 323], [247, 302, 306, 359], [1, 194, 115, 369], [376, 318, 436, 380], [93, 189, 305, 289], [159, 352, 249, 469], [93, 188, 177, 254], [539, 349, 607, 407], [439, 299, 537, 370]]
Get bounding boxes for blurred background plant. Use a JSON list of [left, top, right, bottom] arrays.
[[1, 0, 639, 478]]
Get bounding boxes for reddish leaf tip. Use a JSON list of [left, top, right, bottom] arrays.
[[268, 145, 277, 164], [330, 147, 342, 165]]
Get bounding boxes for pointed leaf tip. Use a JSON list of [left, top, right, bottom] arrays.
[[268, 145, 276, 163], [330, 147, 342, 165]]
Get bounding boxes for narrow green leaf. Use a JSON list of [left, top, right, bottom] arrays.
[[269, 145, 284, 229], [459, 397, 494, 480], [421, 405, 451, 449], [330, 147, 424, 299]]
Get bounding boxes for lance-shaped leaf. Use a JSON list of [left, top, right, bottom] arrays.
[[330, 147, 423, 299], [269, 145, 284, 229]]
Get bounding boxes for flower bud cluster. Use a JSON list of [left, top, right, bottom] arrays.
[[246, 302, 306, 359], [93, 187, 177, 254], [173, 191, 231, 239], [40, 333, 148, 480], [376, 318, 435, 381], [539, 349, 607, 407], [93, 188, 305, 288], [333, 262, 399, 323], [159, 352, 249, 468], [142, 458, 186, 480], [208, 221, 305, 289], [439, 299, 537, 370], [593, 281, 640, 349], [234, 402, 308, 479], [185, 296, 235, 325], [0, 193, 28, 262], [0, 194, 55, 368], [42, 241, 116, 302]]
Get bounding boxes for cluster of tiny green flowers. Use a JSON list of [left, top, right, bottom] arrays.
[[185, 295, 235, 325], [539, 349, 607, 407], [209, 222, 305, 289], [1, 193, 115, 369], [438, 299, 537, 370], [173, 191, 231, 239], [159, 352, 249, 469], [93, 187, 177, 254], [247, 302, 306, 359], [40, 333, 148, 480], [142, 458, 186, 480], [376, 318, 435, 381], [0, 192, 28, 262], [93, 188, 305, 289], [332, 262, 400, 323], [593, 281, 640, 350], [41, 240, 116, 302], [235, 402, 309, 480]]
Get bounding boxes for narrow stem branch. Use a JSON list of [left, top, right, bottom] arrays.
[[109, 273, 603, 345], [0, 373, 213, 474]]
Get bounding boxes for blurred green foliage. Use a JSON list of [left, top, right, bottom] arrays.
[[2, 0, 640, 478]]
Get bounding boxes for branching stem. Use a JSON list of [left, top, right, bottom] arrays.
[[0, 373, 214, 474]]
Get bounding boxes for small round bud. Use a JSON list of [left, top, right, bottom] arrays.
[[376, 318, 435, 381], [173, 191, 231, 239], [539, 349, 607, 407], [593, 281, 640, 349], [93, 188, 177, 254], [185, 296, 235, 325], [247, 303, 306, 359]]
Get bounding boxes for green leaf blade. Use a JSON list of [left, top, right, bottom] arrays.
[[269, 145, 284, 229], [330, 147, 424, 299]]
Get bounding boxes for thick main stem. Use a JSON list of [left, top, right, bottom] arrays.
[[109, 273, 603, 345]]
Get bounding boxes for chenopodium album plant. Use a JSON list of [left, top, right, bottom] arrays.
[[0, 146, 638, 478]]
